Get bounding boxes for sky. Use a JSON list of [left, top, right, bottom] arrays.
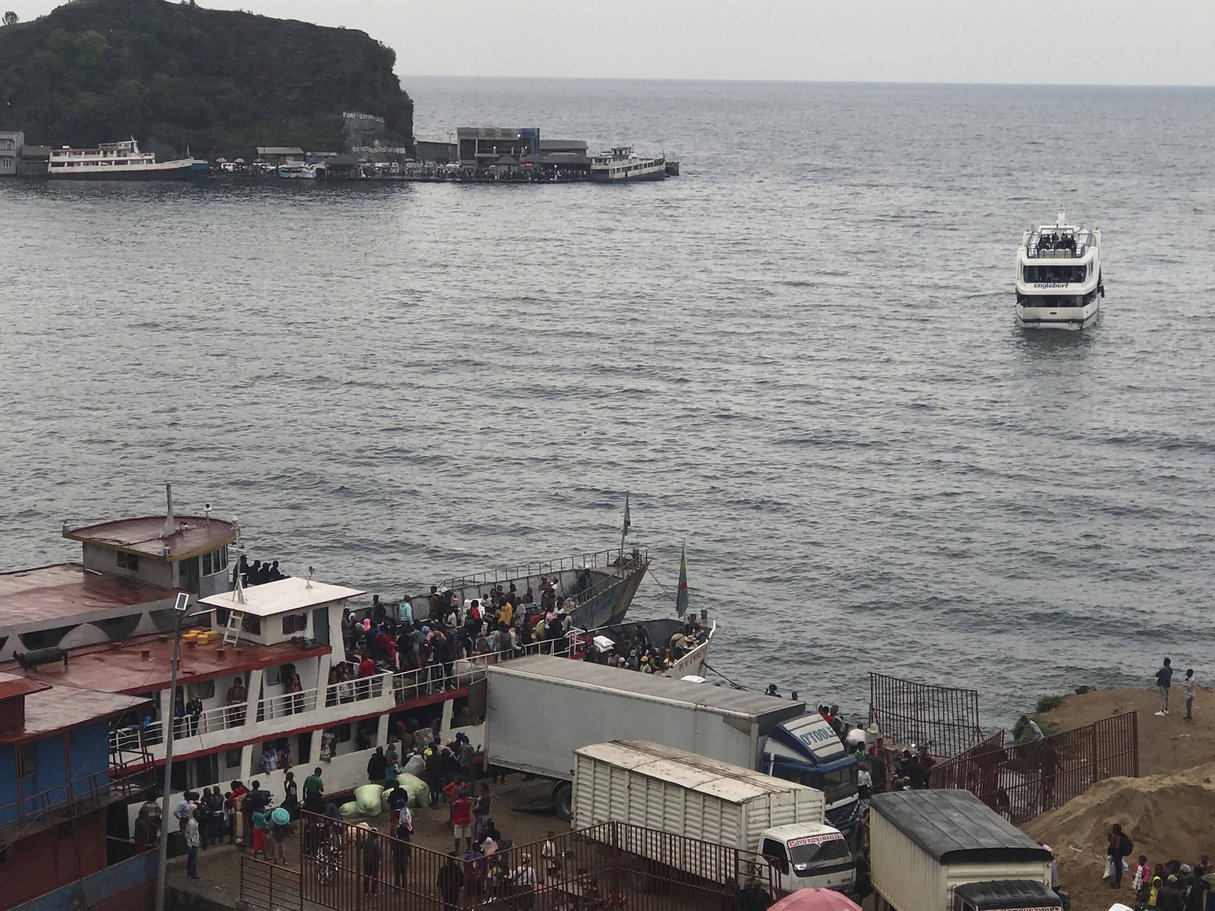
[[9, 0, 1215, 86]]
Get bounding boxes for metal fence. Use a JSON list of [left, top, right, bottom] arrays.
[[241, 854, 303, 911], [931, 712, 1138, 823], [868, 672, 984, 759], [295, 813, 746, 911]]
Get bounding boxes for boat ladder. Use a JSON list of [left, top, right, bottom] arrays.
[[222, 610, 243, 647]]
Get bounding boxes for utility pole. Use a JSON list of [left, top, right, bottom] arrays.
[[155, 595, 207, 911]]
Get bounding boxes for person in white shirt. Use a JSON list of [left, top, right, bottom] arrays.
[[857, 762, 873, 800], [1020, 715, 1045, 742], [184, 807, 202, 880]]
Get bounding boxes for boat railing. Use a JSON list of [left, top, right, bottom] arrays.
[[1025, 244, 1087, 259], [437, 547, 648, 593], [0, 767, 148, 840]]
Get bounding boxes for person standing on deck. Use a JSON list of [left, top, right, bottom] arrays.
[[1156, 658, 1174, 716]]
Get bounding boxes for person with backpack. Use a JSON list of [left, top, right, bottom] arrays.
[[390, 799, 413, 889], [1108, 823, 1132, 889]]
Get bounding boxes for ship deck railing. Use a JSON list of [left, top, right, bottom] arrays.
[[107, 611, 701, 755], [437, 546, 648, 594], [0, 765, 152, 845]]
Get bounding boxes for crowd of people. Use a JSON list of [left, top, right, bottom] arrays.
[[1105, 823, 1215, 911]]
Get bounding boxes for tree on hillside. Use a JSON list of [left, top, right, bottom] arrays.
[[3, 11, 19, 26]]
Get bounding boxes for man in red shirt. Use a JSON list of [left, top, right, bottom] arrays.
[[451, 792, 474, 854]]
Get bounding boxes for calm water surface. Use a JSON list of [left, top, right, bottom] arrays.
[[3, 79, 1214, 729]]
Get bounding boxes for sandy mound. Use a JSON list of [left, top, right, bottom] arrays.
[[1023, 762, 1215, 911]]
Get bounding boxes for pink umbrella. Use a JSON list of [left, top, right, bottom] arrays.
[[234, 158, 246, 164], [215, 157, 227, 163], [769, 890, 863, 911]]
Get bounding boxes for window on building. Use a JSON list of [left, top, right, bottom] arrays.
[[336, 724, 351, 743], [264, 666, 281, 686], [187, 679, 215, 701], [225, 749, 242, 769], [117, 552, 139, 570], [281, 614, 307, 635]]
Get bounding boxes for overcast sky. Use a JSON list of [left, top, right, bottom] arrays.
[[11, 0, 1215, 85]]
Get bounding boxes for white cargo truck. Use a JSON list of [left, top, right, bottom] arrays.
[[868, 790, 1061, 911], [484, 655, 860, 835], [572, 740, 855, 895]]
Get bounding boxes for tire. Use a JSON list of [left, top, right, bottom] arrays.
[[553, 781, 572, 821]]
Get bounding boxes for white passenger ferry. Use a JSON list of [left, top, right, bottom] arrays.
[[590, 146, 666, 182], [47, 139, 200, 180], [0, 488, 702, 835], [1015, 212, 1104, 330]]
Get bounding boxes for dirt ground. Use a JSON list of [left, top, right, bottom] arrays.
[[1021, 685, 1213, 911]]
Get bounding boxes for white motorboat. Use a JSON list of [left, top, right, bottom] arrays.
[[1015, 212, 1104, 330], [589, 146, 666, 182]]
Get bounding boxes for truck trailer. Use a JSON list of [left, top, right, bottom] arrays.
[[868, 790, 1060, 911], [483, 655, 860, 832], [573, 740, 855, 894]]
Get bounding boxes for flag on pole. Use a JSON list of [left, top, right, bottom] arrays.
[[622, 492, 631, 537], [675, 544, 689, 617]]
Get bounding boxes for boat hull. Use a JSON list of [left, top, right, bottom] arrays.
[[589, 168, 666, 183], [1016, 299, 1101, 330], [47, 161, 199, 181]]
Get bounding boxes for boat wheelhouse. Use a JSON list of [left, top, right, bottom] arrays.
[[1015, 212, 1104, 330], [47, 139, 200, 181], [590, 146, 666, 182]]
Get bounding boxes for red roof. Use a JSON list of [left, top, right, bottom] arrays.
[[0, 681, 147, 743], [64, 515, 239, 561], [0, 672, 51, 702], [0, 632, 332, 696], [0, 564, 179, 630]]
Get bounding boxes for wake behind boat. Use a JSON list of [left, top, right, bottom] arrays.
[[1015, 211, 1104, 330], [47, 139, 201, 180]]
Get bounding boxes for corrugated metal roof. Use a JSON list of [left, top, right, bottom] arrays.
[[870, 790, 1050, 865], [577, 740, 806, 802], [490, 655, 804, 731]]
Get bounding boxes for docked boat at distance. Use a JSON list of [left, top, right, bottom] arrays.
[[590, 146, 666, 182], [47, 139, 201, 181], [278, 163, 321, 179], [1015, 212, 1104, 330], [0, 489, 656, 838]]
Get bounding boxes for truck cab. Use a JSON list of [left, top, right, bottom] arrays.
[[755, 823, 855, 894], [953, 880, 1064, 911], [763, 713, 861, 836]]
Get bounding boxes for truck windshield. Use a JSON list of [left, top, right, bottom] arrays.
[[818, 767, 857, 805], [789, 836, 851, 874]]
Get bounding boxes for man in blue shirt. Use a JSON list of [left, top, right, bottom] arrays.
[[1155, 657, 1174, 716]]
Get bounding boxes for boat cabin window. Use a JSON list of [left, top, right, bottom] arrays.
[[117, 551, 139, 570], [1024, 264, 1086, 283], [282, 613, 307, 635], [202, 547, 229, 576], [761, 839, 790, 875], [187, 680, 215, 700], [1025, 294, 1084, 307]]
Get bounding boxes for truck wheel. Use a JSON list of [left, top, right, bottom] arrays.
[[553, 781, 572, 821]]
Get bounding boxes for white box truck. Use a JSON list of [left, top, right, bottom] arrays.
[[868, 790, 1061, 911], [573, 740, 855, 894], [484, 655, 860, 835]]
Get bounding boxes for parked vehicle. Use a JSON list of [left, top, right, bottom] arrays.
[[484, 655, 860, 833], [572, 740, 855, 894], [868, 790, 1059, 911]]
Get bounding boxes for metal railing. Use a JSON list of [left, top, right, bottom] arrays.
[[240, 853, 302, 911], [0, 767, 150, 839], [932, 712, 1138, 823], [1025, 241, 1088, 259], [868, 672, 984, 759], [438, 547, 648, 593], [298, 813, 743, 911]]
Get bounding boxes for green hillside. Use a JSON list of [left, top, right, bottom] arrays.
[[0, 0, 413, 157]]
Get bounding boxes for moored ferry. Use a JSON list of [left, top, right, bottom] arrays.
[[0, 488, 667, 843], [1015, 212, 1104, 330], [590, 146, 666, 182], [47, 139, 201, 180]]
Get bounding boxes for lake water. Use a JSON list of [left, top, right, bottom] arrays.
[[3, 78, 1214, 730]]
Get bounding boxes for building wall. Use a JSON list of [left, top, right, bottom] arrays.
[[0, 808, 109, 907], [0, 130, 23, 176], [81, 543, 175, 589]]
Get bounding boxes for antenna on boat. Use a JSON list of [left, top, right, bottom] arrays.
[[307, 565, 315, 589], [160, 482, 177, 539]]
